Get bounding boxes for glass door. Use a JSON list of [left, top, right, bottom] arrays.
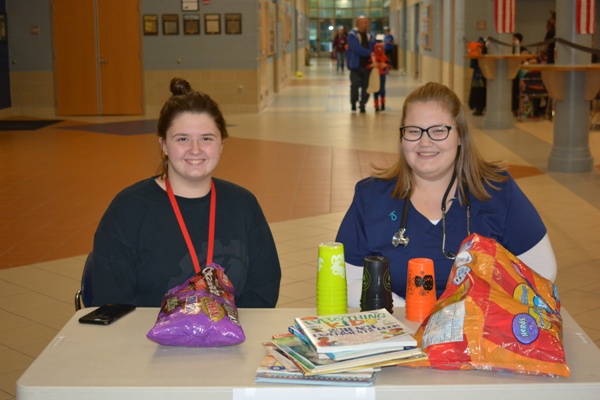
[[319, 19, 334, 57], [309, 19, 318, 56], [309, 18, 336, 58]]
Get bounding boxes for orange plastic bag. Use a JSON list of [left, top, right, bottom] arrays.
[[406, 234, 569, 377], [466, 41, 483, 57]]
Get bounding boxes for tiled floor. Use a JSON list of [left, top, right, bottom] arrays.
[[1, 59, 600, 399]]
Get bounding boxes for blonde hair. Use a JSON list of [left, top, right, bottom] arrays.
[[373, 82, 507, 202]]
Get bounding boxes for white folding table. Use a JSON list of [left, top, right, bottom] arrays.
[[16, 307, 600, 400]]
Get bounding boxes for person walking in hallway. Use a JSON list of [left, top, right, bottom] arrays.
[[538, 10, 556, 118], [332, 27, 348, 72], [467, 37, 487, 116], [367, 42, 391, 112], [511, 33, 531, 116], [383, 27, 395, 68], [346, 15, 375, 113]]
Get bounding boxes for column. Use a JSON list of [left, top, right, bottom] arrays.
[[548, 0, 594, 172], [482, 0, 514, 130]]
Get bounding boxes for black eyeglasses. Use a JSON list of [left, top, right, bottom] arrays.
[[399, 125, 453, 142]]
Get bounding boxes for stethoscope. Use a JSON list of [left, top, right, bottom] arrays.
[[392, 171, 471, 260]]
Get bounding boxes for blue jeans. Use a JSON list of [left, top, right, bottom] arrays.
[[374, 74, 386, 99], [350, 67, 370, 108], [336, 51, 345, 71]]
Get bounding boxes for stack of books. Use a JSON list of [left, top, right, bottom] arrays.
[[255, 308, 426, 386]]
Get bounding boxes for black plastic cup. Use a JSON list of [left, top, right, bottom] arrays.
[[360, 256, 393, 314]]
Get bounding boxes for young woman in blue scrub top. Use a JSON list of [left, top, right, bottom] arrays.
[[336, 82, 557, 307]]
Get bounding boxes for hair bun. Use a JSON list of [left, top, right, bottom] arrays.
[[170, 77, 192, 96]]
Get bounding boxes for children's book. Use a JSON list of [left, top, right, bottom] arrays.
[[274, 332, 331, 361], [263, 342, 304, 372], [294, 308, 417, 354], [325, 346, 415, 361], [269, 334, 424, 376], [255, 352, 378, 386], [289, 324, 411, 361]]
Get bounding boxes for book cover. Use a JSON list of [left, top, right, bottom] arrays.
[[289, 324, 409, 361], [262, 342, 303, 372], [288, 325, 310, 345], [294, 308, 417, 354], [255, 353, 377, 386], [273, 333, 331, 361], [270, 334, 424, 376]]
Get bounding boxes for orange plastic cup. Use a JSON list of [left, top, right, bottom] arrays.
[[405, 258, 437, 322]]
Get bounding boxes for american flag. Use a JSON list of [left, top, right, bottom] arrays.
[[494, 0, 516, 33], [576, 0, 596, 34]]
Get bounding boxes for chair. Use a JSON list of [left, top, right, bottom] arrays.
[[74, 252, 94, 310]]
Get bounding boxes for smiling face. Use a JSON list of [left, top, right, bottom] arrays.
[[159, 112, 223, 196], [401, 101, 460, 184]]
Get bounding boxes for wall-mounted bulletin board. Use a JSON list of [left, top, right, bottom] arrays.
[[420, 5, 432, 50], [268, 2, 276, 54], [260, 2, 276, 56], [281, 2, 292, 47]]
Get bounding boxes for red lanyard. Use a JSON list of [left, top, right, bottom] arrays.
[[165, 178, 216, 274]]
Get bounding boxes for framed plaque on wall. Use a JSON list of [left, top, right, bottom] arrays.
[[204, 14, 221, 35], [143, 15, 159, 35], [225, 13, 241, 35], [162, 14, 180, 35], [183, 14, 200, 35]]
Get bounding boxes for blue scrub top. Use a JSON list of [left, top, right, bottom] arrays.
[[384, 34, 394, 51], [336, 175, 546, 298]]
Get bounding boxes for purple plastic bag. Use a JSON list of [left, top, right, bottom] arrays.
[[147, 263, 246, 347]]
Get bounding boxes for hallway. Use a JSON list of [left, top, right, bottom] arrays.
[[1, 59, 600, 398]]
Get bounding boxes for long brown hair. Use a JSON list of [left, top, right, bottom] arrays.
[[156, 77, 229, 178], [373, 82, 507, 203]]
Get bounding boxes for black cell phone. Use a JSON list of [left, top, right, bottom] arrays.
[[79, 303, 136, 325]]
